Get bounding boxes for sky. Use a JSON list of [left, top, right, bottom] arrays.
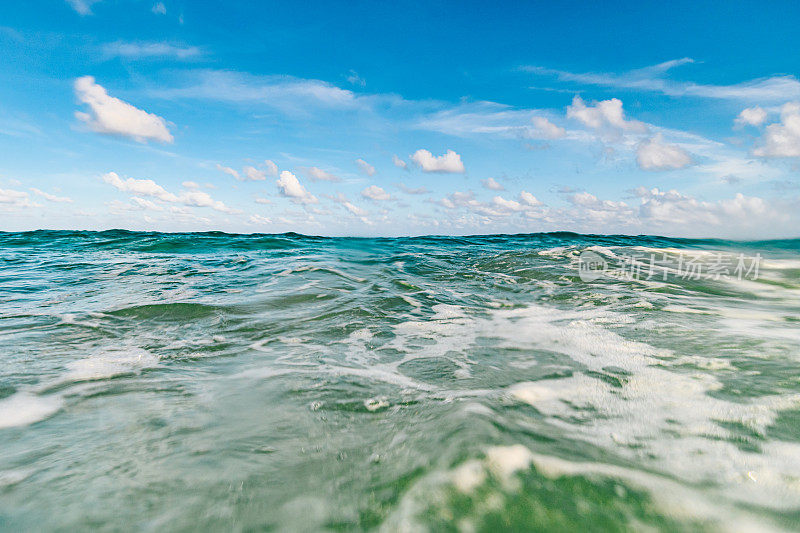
[[1, 0, 800, 238]]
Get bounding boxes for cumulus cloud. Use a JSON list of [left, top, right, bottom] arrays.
[[753, 102, 800, 157], [130, 197, 163, 211], [438, 190, 544, 219], [519, 191, 542, 207], [491, 196, 523, 211], [569, 191, 630, 212], [531, 116, 566, 139], [180, 190, 236, 212], [243, 166, 267, 181], [734, 106, 767, 128], [304, 166, 341, 182], [482, 177, 504, 191], [361, 185, 391, 201], [276, 171, 318, 204], [249, 214, 272, 225], [74, 76, 173, 143], [439, 191, 478, 210], [410, 149, 465, 173], [264, 160, 279, 177], [355, 158, 376, 176], [633, 187, 777, 231], [567, 96, 647, 134], [343, 202, 367, 216], [0, 188, 37, 209], [30, 188, 72, 203], [182, 181, 200, 189], [102, 171, 235, 212], [392, 155, 408, 170], [636, 134, 692, 170], [102, 171, 179, 202], [216, 164, 240, 180]]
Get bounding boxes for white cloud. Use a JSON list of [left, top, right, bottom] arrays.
[[182, 181, 199, 189], [439, 191, 478, 210], [74, 76, 173, 143], [0, 188, 37, 209], [519, 191, 541, 207], [567, 96, 647, 134], [329, 193, 368, 216], [410, 149, 465, 173], [276, 171, 317, 204], [180, 190, 236, 213], [149, 70, 363, 113], [243, 166, 267, 181], [492, 195, 523, 211], [531, 116, 565, 139], [753, 102, 800, 157], [632, 187, 782, 235], [436, 190, 544, 219], [151, 2, 166, 15], [249, 214, 272, 225], [264, 160, 279, 177], [636, 134, 692, 170], [130, 197, 163, 211], [397, 183, 429, 195], [482, 177, 504, 191], [216, 164, 240, 180], [696, 157, 781, 183], [102, 171, 178, 202], [392, 155, 407, 169], [355, 158, 375, 176], [346, 70, 365, 87], [344, 201, 367, 216], [102, 171, 235, 212], [30, 188, 73, 203], [361, 185, 391, 201], [304, 166, 341, 182], [101, 42, 200, 60], [569, 191, 630, 212], [66, 0, 101, 15], [526, 61, 800, 102], [734, 106, 767, 128], [415, 102, 549, 140]]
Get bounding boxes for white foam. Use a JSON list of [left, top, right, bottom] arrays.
[[65, 347, 159, 382], [450, 460, 485, 493], [484, 444, 535, 481], [0, 393, 62, 429], [364, 397, 390, 411], [492, 303, 800, 510]]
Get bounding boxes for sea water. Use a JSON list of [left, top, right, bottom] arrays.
[[0, 230, 799, 531]]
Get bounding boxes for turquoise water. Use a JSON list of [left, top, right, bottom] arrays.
[[1, 230, 799, 531]]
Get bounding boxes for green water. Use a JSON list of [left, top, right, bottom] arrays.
[[1, 231, 799, 531]]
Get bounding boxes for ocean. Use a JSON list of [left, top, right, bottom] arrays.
[[1, 230, 799, 531]]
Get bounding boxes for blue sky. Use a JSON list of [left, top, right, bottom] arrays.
[[1, 0, 799, 237]]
